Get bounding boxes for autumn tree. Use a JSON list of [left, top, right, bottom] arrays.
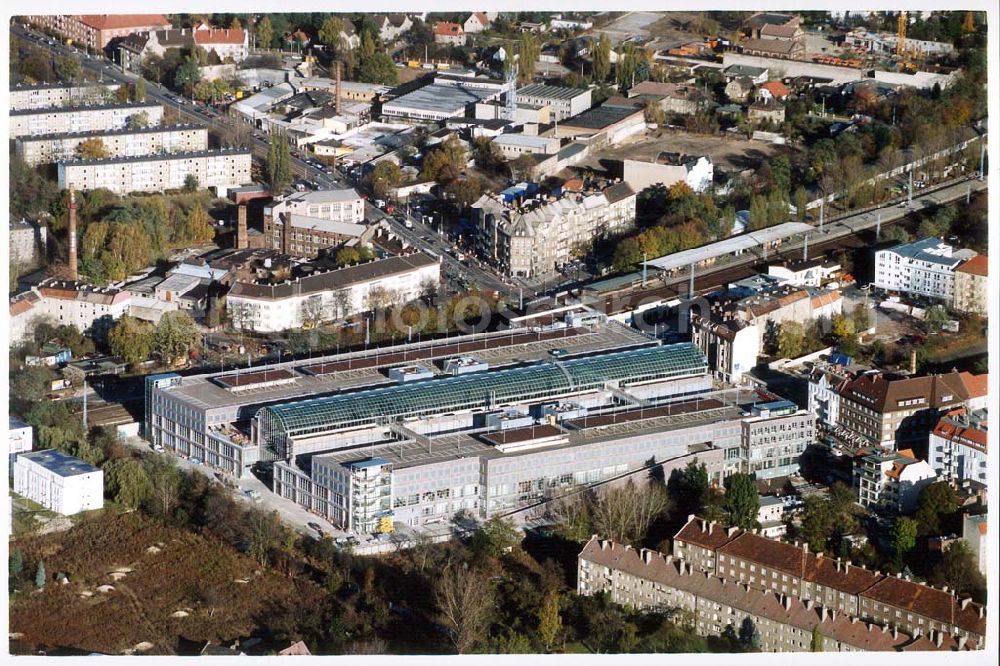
[[127, 111, 150, 130], [435, 562, 495, 654], [56, 55, 82, 82], [182, 205, 214, 241], [153, 311, 200, 366], [257, 16, 274, 50], [367, 160, 403, 200], [589, 479, 670, 546], [538, 590, 562, 651], [318, 16, 346, 49], [75, 138, 109, 160], [777, 321, 805, 359], [135, 77, 147, 102], [108, 315, 155, 366], [810, 625, 824, 652], [145, 454, 181, 518], [644, 100, 665, 126]]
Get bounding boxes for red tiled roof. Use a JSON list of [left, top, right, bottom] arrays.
[[955, 254, 988, 277], [78, 15, 171, 30], [760, 24, 801, 39], [717, 531, 806, 576], [862, 576, 986, 637], [932, 418, 987, 453], [760, 80, 790, 98], [803, 554, 883, 594], [194, 28, 246, 45], [957, 371, 988, 400], [673, 517, 740, 551], [434, 22, 464, 36]]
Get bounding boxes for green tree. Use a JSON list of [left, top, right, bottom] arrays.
[[493, 630, 533, 653], [183, 173, 200, 193], [924, 305, 950, 332], [108, 315, 155, 367], [538, 590, 562, 651], [358, 52, 399, 85], [914, 481, 956, 535], [127, 111, 150, 130], [470, 516, 520, 560], [518, 33, 539, 84], [56, 55, 82, 82], [830, 314, 855, 343], [174, 55, 203, 97], [890, 516, 918, 571], [592, 33, 611, 82], [104, 457, 152, 508], [810, 625, 824, 652], [723, 473, 760, 529], [367, 160, 403, 199], [182, 205, 214, 242], [135, 77, 147, 101], [257, 16, 274, 50], [266, 128, 292, 193], [9, 551, 24, 581], [929, 539, 986, 600], [794, 187, 809, 221], [35, 561, 46, 589], [318, 16, 345, 49], [777, 321, 805, 359], [851, 303, 870, 333], [153, 311, 200, 366]]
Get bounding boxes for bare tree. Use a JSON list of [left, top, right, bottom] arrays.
[[299, 295, 327, 329], [434, 562, 495, 654]]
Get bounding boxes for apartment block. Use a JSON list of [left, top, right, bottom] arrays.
[[57, 148, 252, 196], [10, 101, 164, 138], [14, 449, 104, 516], [9, 220, 47, 272], [668, 516, 985, 646], [853, 447, 936, 513], [579, 536, 978, 652], [472, 182, 636, 278], [928, 407, 987, 488], [9, 82, 120, 111], [16, 124, 208, 166], [952, 255, 988, 315], [12, 280, 132, 342], [25, 14, 172, 50], [873, 238, 969, 303], [690, 316, 759, 384]]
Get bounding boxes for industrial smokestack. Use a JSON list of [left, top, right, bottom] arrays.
[[335, 60, 342, 115], [68, 184, 79, 281], [910, 348, 917, 375], [236, 204, 248, 249]]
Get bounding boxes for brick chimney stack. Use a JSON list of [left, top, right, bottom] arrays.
[[335, 60, 342, 115], [68, 184, 79, 281], [236, 204, 248, 249], [281, 212, 292, 255]]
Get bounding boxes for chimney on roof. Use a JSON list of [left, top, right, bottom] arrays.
[[642, 549, 652, 564], [910, 349, 917, 375], [831, 609, 837, 622], [979, 606, 984, 618], [935, 631, 944, 648], [727, 526, 738, 537], [335, 60, 342, 115], [803, 542, 808, 553], [942, 585, 949, 593], [892, 625, 898, 639], [68, 184, 78, 281], [804, 599, 813, 610], [957, 635, 967, 650], [851, 616, 858, 624], [783, 595, 792, 610], [960, 597, 971, 610]]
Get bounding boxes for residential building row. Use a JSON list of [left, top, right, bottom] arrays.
[[9, 81, 121, 111], [10, 101, 164, 139], [56, 148, 253, 196], [472, 182, 637, 278], [578, 532, 980, 652], [15, 124, 208, 166], [224, 252, 440, 333], [873, 237, 980, 307], [24, 13, 173, 50]]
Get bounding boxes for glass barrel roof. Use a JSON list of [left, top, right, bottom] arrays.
[[259, 343, 707, 442]]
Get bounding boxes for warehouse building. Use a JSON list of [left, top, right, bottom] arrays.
[[9, 81, 121, 111], [515, 84, 592, 121], [10, 101, 164, 139], [15, 124, 208, 166], [57, 148, 252, 195]]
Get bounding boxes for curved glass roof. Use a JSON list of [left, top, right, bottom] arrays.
[[259, 343, 707, 442]]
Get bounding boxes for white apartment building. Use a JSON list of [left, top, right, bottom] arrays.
[[10, 102, 164, 139], [690, 316, 759, 384], [225, 253, 440, 333], [807, 363, 853, 428], [8, 418, 33, 476], [854, 447, 936, 513], [515, 84, 592, 121], [757, 495, 786, 538], [740, 400, 815, 480], [622, 153, 714, 193], [962, 514, 987, 576], [10, 280, 132, 343], [929, 408, 987, 488], [873, 238, 968, 302], [57, 149, 252, 196], [9, 82, 121, 111], [14, 449, 104, 515], [266, 188, 365, 225], [16, 124, 208, 166], [473, 183, 637, 278]]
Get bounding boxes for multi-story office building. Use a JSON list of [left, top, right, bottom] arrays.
[[952, 255, 988, 315], [578, 538, 975, 652], [57, 148, 252, 195], [515, 84, 592, 121], [10, 101, 163, 138], [740, 400, 815, 480], [9, 82, 120, 111], [16, 124, 208, 166], [853, 447, 936, 513], [225, 253, 440, 333], [472, 183, 637, 278], [928, 407, 987, 488], [263, 189, 368, 257], [666, 516, 986, 647], [13, 449, 104, 516], [873, 238, 970, 303], [25, 14, 172, 50], [690, 316, 758, 384]]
